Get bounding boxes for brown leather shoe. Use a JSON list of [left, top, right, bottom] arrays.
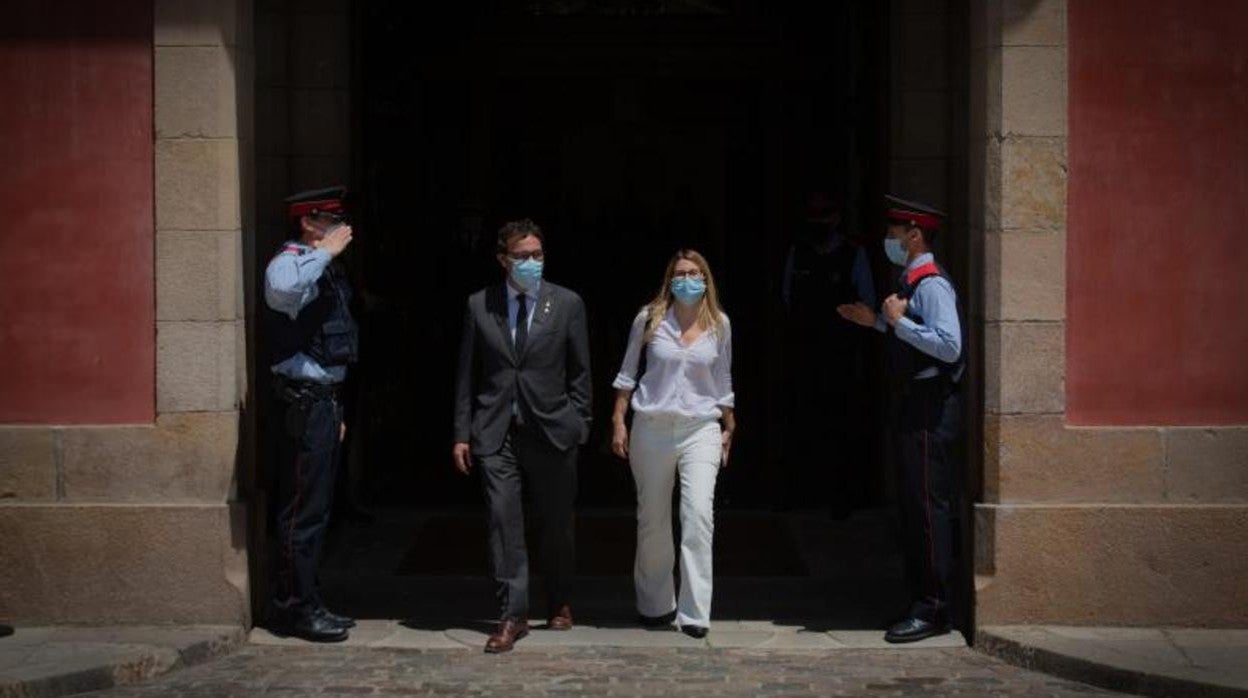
[[547, 605, 573, 631], [484, 618, 529, 653]]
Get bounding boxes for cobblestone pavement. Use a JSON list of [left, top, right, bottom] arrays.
[[91, 644, 1123, 696]]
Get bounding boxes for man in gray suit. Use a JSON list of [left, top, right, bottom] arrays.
[[452, 218, 592, 653]]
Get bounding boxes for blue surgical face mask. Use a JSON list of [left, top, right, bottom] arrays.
[[884, 237, 908, 267], [509, 257, 544, 291], [670, 276, 707, 305]]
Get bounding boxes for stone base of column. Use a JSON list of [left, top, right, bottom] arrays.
[[974, 503, 1248, 626]]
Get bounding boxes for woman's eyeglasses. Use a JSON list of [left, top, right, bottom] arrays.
[[672, 270, 705, 280]]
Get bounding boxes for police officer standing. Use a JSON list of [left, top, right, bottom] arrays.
[[837, 195, 963, 643], [780, 192, 876, 516], [264, 186, 359, 642]]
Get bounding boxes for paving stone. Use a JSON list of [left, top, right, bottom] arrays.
[[86, 644, 1121, 697]]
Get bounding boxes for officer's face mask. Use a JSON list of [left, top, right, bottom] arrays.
[[884, 236, 909, 267], [670, 276, 707, 306], [508, 257, 544, 291]]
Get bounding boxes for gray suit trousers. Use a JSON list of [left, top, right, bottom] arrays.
[[478, 423, 577, 621]]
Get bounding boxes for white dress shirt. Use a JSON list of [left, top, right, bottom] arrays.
[[613, 307, 735, 420]]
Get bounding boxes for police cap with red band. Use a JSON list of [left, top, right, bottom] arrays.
[[285, 186, 348, 221], [885, 194, 945, 231]]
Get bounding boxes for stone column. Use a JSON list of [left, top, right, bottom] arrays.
[[890, 0, 958, 212], [256, 0, 352, 255], [971, 0, 1248, 626], [0, 0, 254, 626]]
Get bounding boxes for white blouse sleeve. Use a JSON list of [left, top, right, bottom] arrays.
[[612, 309, 649, 391], [714, 314, 735, 408]]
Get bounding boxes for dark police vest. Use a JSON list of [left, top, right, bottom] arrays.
[[267, 244, 359, 370], [790, 236, 860, 317], [886, 260, 964, 385]]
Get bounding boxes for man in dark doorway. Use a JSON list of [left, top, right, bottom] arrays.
[[263, 186, 359, 642], [452, 219, 593, 653], [780, 192, 876, 518], [837, 195, 963, 643]]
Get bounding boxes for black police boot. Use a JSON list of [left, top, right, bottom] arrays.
[[317, 606, 356, 629], [270, 606, 349, 643], [884, 616, 950, 644]]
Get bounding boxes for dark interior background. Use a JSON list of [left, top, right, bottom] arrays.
[[249, 0, 979, 635], [345, 0, 894, 511]]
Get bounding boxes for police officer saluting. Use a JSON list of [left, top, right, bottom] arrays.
[[838, 195, 963, 643], [264, 186, 359, 642]]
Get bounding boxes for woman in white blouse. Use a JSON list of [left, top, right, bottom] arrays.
[[610, 249, 735, 639]]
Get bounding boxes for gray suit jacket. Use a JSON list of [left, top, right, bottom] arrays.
[[453, 281, 592, 455]]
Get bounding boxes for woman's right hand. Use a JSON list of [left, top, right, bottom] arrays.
[[611, 422, 629, 459]]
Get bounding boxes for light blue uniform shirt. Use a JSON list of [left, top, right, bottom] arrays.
[[874, 252, 962, 380], [264, 240, 347, 384]]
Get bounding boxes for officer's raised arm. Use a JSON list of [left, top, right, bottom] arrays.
[[264, 246, 332, 319]]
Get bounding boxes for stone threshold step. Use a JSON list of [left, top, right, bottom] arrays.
[[0, 625, 243, 698], [978, 625, 1248, 698], [249, 619, 967, 651]]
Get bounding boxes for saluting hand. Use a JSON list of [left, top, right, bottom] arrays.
[[452, 442, 472, 475], [611, 423, 629, 459], [317, 224, 353, 257], [837, 302, 877, 328], [882, 294, 908, 325]]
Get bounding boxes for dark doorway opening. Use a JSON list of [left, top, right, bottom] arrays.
[[250, 0, 976, 637], [350, 1, 892, 513]]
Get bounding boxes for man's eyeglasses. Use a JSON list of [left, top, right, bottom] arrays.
[[508, 251, 545, 262]]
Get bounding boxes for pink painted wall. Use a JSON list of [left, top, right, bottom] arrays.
[[1067, 0, 1248, 425], [0, 2, 155, 424]]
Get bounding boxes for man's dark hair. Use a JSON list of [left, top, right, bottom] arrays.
[[917, 225, 940, 247], [497, 218, 544, 254]]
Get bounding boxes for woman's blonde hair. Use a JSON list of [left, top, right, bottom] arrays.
[[643, 249, 726, 344]]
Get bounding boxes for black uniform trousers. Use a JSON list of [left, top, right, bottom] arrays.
[[477, 421, 577, 621], [893, 375, 960, 623], [272, 379, 343, 611]]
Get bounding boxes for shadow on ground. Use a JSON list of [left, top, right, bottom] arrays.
[[318, 509, 911, 635]]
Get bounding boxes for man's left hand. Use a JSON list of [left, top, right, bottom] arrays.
[[340, 422, 347, 442], [883, 294, 908, 325]]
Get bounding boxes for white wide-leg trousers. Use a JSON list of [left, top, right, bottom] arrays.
[[629, 414, 721, 628]]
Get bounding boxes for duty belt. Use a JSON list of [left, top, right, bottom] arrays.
[[273, 375, 340, 402]]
